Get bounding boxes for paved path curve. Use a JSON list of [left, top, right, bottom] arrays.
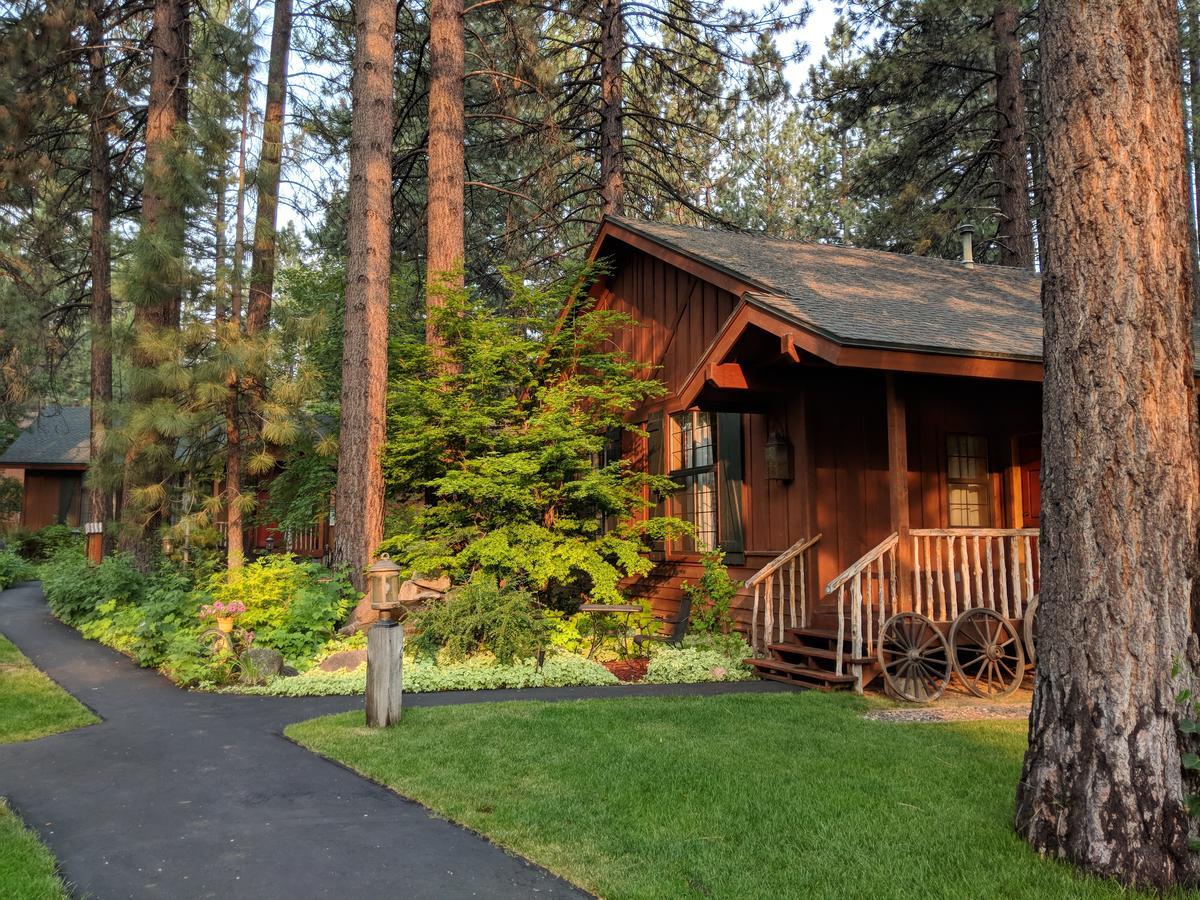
[[0, 581, 784, 899]]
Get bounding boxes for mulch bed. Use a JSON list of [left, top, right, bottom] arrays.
[[863, 705, 1031, 724], [602, 658, 649, 682]]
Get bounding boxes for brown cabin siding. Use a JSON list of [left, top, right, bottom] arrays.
[[595, 242, 1044, 634]]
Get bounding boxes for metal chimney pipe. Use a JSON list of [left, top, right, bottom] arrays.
[[957, 223, 975, 267]]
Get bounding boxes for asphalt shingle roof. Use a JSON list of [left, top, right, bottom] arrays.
[[0, 406, 90, 466], [607, 215, 1200, 366]]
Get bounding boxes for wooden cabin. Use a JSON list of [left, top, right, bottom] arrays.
[[587, 216, 1193, 693], [0, 406, 90, 530], [0, 405, 331, 558]]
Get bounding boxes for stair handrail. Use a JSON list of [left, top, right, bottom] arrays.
[[745, 533, 821, 654], [822, 532, 899, 690], [745, 533, 821, 588]]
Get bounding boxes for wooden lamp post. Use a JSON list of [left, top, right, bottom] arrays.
[[365, 556, 404, 727]]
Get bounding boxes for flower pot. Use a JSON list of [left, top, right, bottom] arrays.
[[216, 616, 235, 634]]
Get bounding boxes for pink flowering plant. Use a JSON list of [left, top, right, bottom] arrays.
[[199, 599, 246, 621]]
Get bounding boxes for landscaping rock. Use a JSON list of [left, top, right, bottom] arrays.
[[280, 665, 299, 677], [240, 648, 284, 683], [318, 649, 368, 672]]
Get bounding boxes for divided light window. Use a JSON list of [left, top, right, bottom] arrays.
[[670, 411, 717, 552], [947, 433, 990, 527]]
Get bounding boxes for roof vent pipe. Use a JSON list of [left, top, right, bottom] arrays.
[[957, 223, 975, 267]]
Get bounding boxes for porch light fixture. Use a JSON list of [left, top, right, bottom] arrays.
[[765, 431, 794, 482], [367, 555, 404, 620]]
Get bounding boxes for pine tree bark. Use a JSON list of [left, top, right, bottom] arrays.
[[426, 0, 465, 342], [1185, 0, 1200, 312], [246, 0, 293, 337], [1015, 0, 1200, 888], [119, 0, 188, 557], [599, 0, 625, 217], [231, 64, 251, 324], [333, 0, 394, 592], [86, 0, 114, 553], [992, 0, 1034, 268]]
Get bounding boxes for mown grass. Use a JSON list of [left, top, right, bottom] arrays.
[[0, 633, 97, 744], [288, 692, 1193, 900], [0, 800, 69, 899], [0, 634, 91, 899]]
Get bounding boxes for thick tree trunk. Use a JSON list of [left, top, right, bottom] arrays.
[[1015, 0, 1199, 889], [426, 0, 465, 341], [215, 169, 227, 323], [1186, 0, 1200, 312], [333, 0, 394, 592], [86, 0, 114, 554], [119, 0, 188, 557], [245, 0, 293, 337], [992, 0, 1034, 268], [599, 0, 625, 217], [231, 65, 251, 323]]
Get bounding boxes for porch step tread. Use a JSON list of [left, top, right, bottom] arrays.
[[744, 657, 857, 684], [784, 626, 858, 643], [767, 642, 874, 665]]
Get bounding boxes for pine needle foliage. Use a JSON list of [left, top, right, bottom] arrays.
[[379, 268, 688, 609]]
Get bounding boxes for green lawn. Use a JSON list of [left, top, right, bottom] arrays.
[[0, 634, 97, 743], [0, 633, 92, 899], [0, 800, 69, 899], [288, 692, 1190, 900]]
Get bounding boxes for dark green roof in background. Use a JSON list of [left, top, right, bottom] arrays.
[[0, 406, 90, 466]]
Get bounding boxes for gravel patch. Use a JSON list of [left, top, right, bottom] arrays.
[[864, 704, 1031, 724]]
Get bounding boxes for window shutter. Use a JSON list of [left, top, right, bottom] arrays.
[[646, 413, 665, 559], [716, 412, 745, 564]]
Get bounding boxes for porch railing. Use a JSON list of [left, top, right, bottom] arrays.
[[745, 533, 821, 654], [909, 528, 1039, 621], [823, 532, 899, 689]]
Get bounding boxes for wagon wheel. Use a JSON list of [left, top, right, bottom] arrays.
[[1023, 595, 1039, 667], [949, 608, 1025, 699], [877, 612, 951, 703]]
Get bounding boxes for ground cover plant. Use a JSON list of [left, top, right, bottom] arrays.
[[287, 692, 1187, 900], [0, 633, 97, 743], [0, 799, 69, 900]]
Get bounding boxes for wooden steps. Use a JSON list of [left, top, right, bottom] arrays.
[[746, 624, 879, 690]]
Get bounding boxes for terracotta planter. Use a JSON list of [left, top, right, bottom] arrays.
[[216, 616, 235, 634]]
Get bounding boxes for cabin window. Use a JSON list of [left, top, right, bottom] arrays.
[[947, 433, 990, 527], [669, 411, 718, 552]]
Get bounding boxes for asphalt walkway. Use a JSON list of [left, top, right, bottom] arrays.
[[0, 581, 784, 898]]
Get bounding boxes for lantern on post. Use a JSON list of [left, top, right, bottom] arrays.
[[764, 431, 794, 482], [365, 556, 404, 727]]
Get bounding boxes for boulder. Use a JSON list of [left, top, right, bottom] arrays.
[[240, 647, 284, 684], [317, 649, 368, 672]]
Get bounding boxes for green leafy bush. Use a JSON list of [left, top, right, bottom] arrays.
[[643, 646, 753, 684], [379, 274, 689, 615], [42, 550, 145, 626], [230, 652, 619, 696], [682, 550, 739, 637], [9, 525, 82, 562], [0, 475, 21, 520], [198, 556, 357, 665], [410, 574, 547, 664], [0, 550, 34, 589]]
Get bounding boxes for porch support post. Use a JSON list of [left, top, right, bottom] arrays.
[[885, 374, 911, 607]]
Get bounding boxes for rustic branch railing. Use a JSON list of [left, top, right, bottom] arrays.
[[823, 532, 899, 689], [746, 533, 821, 654], [909, 528, 1038, 621]]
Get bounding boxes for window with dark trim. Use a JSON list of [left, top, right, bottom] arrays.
[[670, 411, 717, 552], [947, 433, 990, 527]]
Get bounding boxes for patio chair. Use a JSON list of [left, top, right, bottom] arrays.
[[633, 594, 692, 649]]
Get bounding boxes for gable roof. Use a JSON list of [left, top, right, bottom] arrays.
[[0, 406, 90, 466], [601, 215, 1200, 368]]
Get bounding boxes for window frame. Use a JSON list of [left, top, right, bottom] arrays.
[[945, 432, 992, 528], [668, 410, 719, 555]]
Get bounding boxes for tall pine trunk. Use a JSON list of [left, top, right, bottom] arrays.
[[246, 0, 293, 337], [86, 0, 113, 553], [992, 0, 1034, 267], [333, 0, 394, 592], [119, 0, 188, 556], [426, 0, 465, 343], [224, 63, 251, 570], [1015, 0, 1199, 887], [599, 0, 624, 216]]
